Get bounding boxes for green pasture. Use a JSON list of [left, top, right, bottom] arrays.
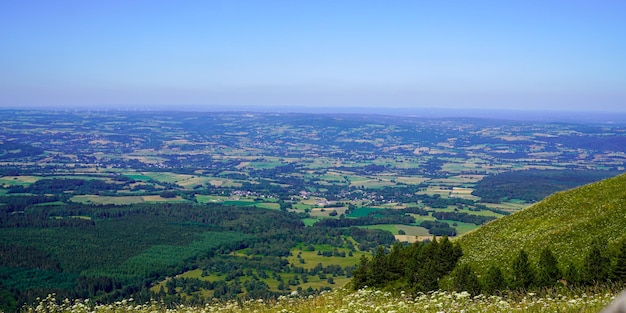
[[140, 172, 192, 183], [438, 220, 478, 235], [358, 224, 430, 237], [246, 161, 283, 169], [394, 176, 429, 185], [70, 195, 190, 205], [358, 224, 397, 233], [253, 202, 280, 210], [308, 207, 347, 218], [195, 195, 228, 203], [431, 207, 504, 218], [292, 203, 314, 211], [317, 173, 349, 183], [143, 195, 190, 203], [304, 158, 336, 169], [0, 175, 41, 186], [123, 174, 152, 181], [441, 161, 479, 174], [288, 247, 366, 270], [301, 218, 319, 226], [355, 179, 395, 189], [347, 207, 381, 218], [396, 224, 431, 236], [415, 186, 453, 197], [412, 215, 437, 223], [482, 201, 529, 212], [71, 195, 146, 205]]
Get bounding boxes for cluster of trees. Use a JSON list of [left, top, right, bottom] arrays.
[[351, 237, 626, 298], [352, 237, 462, 293], [158, 254, 357, 301], [454, 239, 626, 295], [419, 221, 457, 236], [315, 213, 415, 228], [431, 211, 496, 225], [0, 142, 44, 160], [472, 170, 619, 203], [8, 178, 125, 195], [0, 194, 61, 210]]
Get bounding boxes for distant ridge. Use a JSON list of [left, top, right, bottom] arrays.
[[2, 107, 626, 123], [457, 172, 626, 273]]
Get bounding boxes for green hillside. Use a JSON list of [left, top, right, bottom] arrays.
[[458, 172, 626, 274]]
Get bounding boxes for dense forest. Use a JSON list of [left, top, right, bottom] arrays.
[[0, 199, 401, 310], [472, 170, 621, 203]]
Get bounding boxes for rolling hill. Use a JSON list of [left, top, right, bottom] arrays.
[[457, 172, 626, 274]]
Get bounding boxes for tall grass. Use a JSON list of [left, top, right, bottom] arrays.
[[22, 287, 618, 313]]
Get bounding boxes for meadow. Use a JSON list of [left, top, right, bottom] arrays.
[[22, 288, 618, 313]]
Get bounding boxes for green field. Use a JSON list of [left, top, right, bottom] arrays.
[[71, 195, 147, 205], [0, 175, 41, 186], [347, 207, 381, 218], [287, 245, 367, 269], [123, 174, 152, 181]]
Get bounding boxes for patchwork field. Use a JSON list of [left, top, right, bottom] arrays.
[[1, 110, 625, 307]]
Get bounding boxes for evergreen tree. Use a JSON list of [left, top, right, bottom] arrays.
[[369, 246, 389, 287], [511, 249, 535, 290], [437, 236, 463, 275], [387, 242, 406, 281], [453, 264, 482, 296], [613, 240, 626, 282], [483, 265, 506, 294], [404, 241, 425, 290], [351, 255, 371, 289], [414, 237, 441, 291], [582, 239, 610, 285], [536, 247, 561, 287], [564, 261, 580, 286]]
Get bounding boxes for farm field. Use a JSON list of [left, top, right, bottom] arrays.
[[1, 110, 625, 307], [2, 110, 624, 239]]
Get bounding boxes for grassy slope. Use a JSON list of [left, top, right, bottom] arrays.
[[458, 172, 626, 273]]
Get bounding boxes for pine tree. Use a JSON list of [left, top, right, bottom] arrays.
[[351, 255, 371, 289], [511, 249, 535, 290], [583, 239, 610, 285], [483, 265, 506, 294], [613, 240, 626, 282], [404, 241, 425, 290], [564, 261, 580, 286], [387, 242, 406, 281], [437, 236, 463, 275], [369, 246, 389, 287], [453, 264, 482, 296], [536, 247, 561, 287], [416, 237, 441, 291]]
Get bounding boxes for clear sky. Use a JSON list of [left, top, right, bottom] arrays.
[[1, 1, 625, 112]]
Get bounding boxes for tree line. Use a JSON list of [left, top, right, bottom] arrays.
[[352, 237, 626, 297], [454, 238, 626, 295]]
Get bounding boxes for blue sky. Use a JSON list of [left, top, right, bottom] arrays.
[[1, 1, 625, 112]]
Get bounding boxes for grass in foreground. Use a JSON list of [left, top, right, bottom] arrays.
[[22, 288, 617, 313]]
